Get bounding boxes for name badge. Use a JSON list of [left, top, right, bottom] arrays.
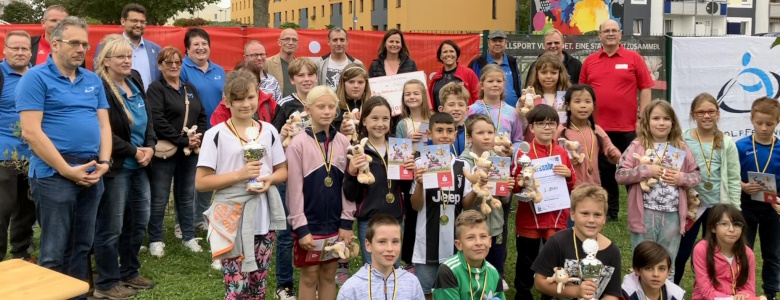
[[615, 64, 628, 70]]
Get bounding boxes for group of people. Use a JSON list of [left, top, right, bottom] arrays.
[[1, 3, 779, 300]]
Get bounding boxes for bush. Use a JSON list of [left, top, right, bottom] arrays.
[[279, 22, 299, 29], [84, 16, 102, 25], [207, 20, 243, 27], [173, 18, 209, 27]]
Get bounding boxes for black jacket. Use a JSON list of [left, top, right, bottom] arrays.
[[270, 94, 305, 133], [524, 51, 583, 86], [103, 70, 157, 176], [468, 53, 522, 98], [368, 53, 418, 78], [343, 143, 404, 221], [147, 77, 207, 148]]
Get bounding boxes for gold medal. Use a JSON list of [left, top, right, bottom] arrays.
[[324, 176, 333, 187], [587, 165, 593, 175], [440, 215, 449, 225], [704, 181, 713, 190], [313, 129, 336, 189], [386, 193, 395, 203]]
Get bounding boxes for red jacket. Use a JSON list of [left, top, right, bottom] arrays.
[[512, 139, 576, 232], [428, 65, 480, 107], [210, 88, 276, 126]]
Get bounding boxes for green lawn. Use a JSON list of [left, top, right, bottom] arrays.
[[5, 188, 767, 299]]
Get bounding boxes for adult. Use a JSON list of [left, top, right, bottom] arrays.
[[243, 40, 282, 101], [523, 29, 582, 86], [266, 28, 299, 98], [368, 29, 417, 78], [428, 40, 479, 109], [315, 27, 363, 90], [30, 5, 68, 65], [92, 34, 156, 299], [16, 17, 112, 288], [147, 46, 207, 257], [580, 19, 653, 221], [210, 61, 277, 125], [468, 29, 522, 107], [0, 31, 35, 263]]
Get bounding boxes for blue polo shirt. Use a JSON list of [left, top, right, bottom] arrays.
[[119, 79, 147, 170], [180, 56, 225, 127], [487, 53, 518, 107], [15, 56, 109, 178], [0, 60, 32, 161]]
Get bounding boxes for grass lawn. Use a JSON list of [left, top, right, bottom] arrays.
[[5, 188, 768, 299]]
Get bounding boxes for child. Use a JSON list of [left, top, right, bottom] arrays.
[[736, 97, 780, 300], [692, 204, 756, 300], [675, 93, 742, 284], [556, 85, 621, 187], [396, 79, 434, 142], [432, 210, 506, 300], [439, 82, 470, 157], [334, 63, 371, 133], [411, 112, 477, 299], [622, 241, 686, 300], [526, 52, 572, 123], [513, 104, 576, 300], [286, 86, 355, 300], [337, 215, 425, 299], [616, 100, 701, 273], [196, 70, 288, 299], [468, 64, 524, 153], [532, 184, 622, 300]]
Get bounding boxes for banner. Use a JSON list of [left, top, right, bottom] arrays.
[[670, 36, 780, 138], [368, 71, 427, 116]]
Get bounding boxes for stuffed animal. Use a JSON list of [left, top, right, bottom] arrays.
[[516, 164, 543, 203], [545, 267, 581, 294], [282, 111, 306, 148], [462, 152, 502, 214], [633, 149, 660, 192], [324, 237, 360, 260], [342, 108, 360, 143], [687, 189, 702, 219], [558, 138, 585, 164], [347, 138, 375, 184], [182, 125, 202, 156], [518, 86, 541, 114], [493, 132, 512, 154]]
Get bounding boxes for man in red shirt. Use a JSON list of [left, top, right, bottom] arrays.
[[580, 19, 654, 221], [30, 5, 68, 66]]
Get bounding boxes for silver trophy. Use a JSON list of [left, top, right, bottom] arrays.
[[579, 238, 603, 300], [513, 142, 534, 203], [243, 126, 266, 190]]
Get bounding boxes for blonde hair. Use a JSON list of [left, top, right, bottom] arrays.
[[544, 29, 565, 42], [288, 57, 318, 78], [690, 93, 723, 149], [528, 52, 570, 93], [95, 34, 134, 125], [478, 64, 506, 100], [401, 79, 432, 119], [454, 210, 487, 239], [306, 85, 339, 106], [439, 82, 470, 107], [637, 100, 684, 150], [223, 70, 258, 105], [751, 96, 780, 121], [570, 184, 608, 214], [335, 63, 371, 112]]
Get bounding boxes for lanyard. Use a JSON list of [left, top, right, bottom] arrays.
[[695, 129, 715, 179], [569, 123, 595, 162], [752, 135, 775, 173], [367, 267, 397, 300], [481, 100, 502, 132], [368, 140, 393, 197], [313, 130, 335, 176], [467, 263, 488, 300], [652, 142, 669, 165], [226, 119, 260, 145], [532, 139, 553, 157]]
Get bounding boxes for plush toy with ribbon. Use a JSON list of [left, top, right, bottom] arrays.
[[347, 138, 375, 184]]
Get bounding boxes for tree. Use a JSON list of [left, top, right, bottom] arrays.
[[279, 22, 299, 29], [31, 0, 220, 25], [253, 0, 269, 28], [517, 0, 530, 32], [2, 1, 40, 24], [325, 24, 335, 30]]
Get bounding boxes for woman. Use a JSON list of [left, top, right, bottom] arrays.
[[92, 34, 156, 299], [428, 40, 479, 109], [368, 29, 417, 78], [210, 61, 277, 125], [147, 46, 207, 258]]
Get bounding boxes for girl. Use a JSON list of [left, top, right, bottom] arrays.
[[286, 86, 355, 300], [526, 52, 571, 124], [196, 70, 288, 299], [333, 63, 371, 133], [674, 93, 742, 284], [621, 241, 686, 300], [467, 64, 524, 155], [616, 100, 701, 272], [692, 204, 756, 300], [344, 96, 416, 265], [396, 79, 433, 142]]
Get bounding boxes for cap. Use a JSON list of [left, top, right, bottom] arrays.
[[488, 29, 507, 39]]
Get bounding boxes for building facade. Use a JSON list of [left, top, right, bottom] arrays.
[[167, 4, 231, 25]]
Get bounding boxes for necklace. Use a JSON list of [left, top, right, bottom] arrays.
[[481, 100, 503, 132], [467, 262, 488, 300], [570, 123, 595, 174], [368, 139, 394, 203], [752, 135, 775, 173], [532, 138, 553, 157], [695, 129, 715, 190], [367, 267, 397, 300], [313, 129, 336, 187]]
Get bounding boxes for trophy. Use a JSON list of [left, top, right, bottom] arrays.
[[243, 126, 266, 190], [579, 238, 603, 300], [513, 142, 534, 203]]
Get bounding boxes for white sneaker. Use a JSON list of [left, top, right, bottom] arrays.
[[183, 238, 203, 252], [174, 224, 183, 239], [502, 278, 509, 291], [149, 242, 165, 258], [139, 245, 147, 252], [211, 259, 222, 270], [276, 286, 297, 300], [195, 222, 208, 231]]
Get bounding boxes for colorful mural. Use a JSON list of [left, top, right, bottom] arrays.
[[531, 0, 624, 34]]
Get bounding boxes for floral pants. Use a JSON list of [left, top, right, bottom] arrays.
[[222, 232, 276, 300]]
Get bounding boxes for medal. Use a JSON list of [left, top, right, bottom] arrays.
[[696, 129, 717, 193], [587, 165, 593, 175], [570, 123, 596, 176], [704, 181, 713, 190], [324, 176, 333, 187], [313, 128, 336, 189], [439, 189, 451, 226], [368, 139, 395, 205], [440, 215, 449, 225], [386, 193, 395, 203]]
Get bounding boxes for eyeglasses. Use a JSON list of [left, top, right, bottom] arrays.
[[716, 221, 744, 230], [126, 19, 147, 25], [4, 46, 31, 53], [244, 53, 267, 59], [601, 29, 620, 34], [57, 39, 91, 50], [279, 37, 299, 44], [533, 121, 558, 128], [162, 60, 182, 67], [694, 110, 718, 117], [108, 55, 133, 61]]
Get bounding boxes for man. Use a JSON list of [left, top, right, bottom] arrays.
[[314, 27, 363, 91], [16, 17, 112, 291], [30, 5, 68, 65], [580, 19, 653, 220], [244, 40, 282, 101], [468, 29, 522, 107], [524, 29, 582, 85], [0, 31, 36, 263], [266, 28, 299, 98]]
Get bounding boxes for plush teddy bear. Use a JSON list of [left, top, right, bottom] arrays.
[[462, 152, 502, 214], [687, 189, 702, 219], [324, 237, 360, 260], [182, 125, 202, 156], [282, 111, 306, 148], [545, 267, 581, 294], [558, 138, 585, 164], [493, 132, 512, 154], [342, 108, 360, 143], [516, 164, 543, 203], [633, 149, 660, 192], [518, 86, 541, 114], [347, 138, 376, 184]]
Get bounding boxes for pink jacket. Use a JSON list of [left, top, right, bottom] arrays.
[[692, 240, 756, 300], [556, 124, 621, 186], [615, 140, 701, 235]]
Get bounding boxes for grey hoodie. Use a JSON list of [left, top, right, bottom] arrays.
[[337, 264, 425, 300], [459, 150, 510, 237]]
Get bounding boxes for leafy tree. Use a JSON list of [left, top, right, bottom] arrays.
[[2, 1, 40, 24], [252, 0, 269, 27], [325, 24, 335, 30], [517, 0, 530, 32], [173, 17, 208, 27], [279, 22, 299, 29], [207, 20, 242, 27], [31, 0, 220, 25]]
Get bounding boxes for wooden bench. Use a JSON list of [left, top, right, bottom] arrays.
[[0, 259, 89, 300]]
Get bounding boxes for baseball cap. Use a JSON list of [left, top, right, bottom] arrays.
[[488, 29, 507, 39]]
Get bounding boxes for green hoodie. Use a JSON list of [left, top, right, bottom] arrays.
[[459, 150, 510, 237]]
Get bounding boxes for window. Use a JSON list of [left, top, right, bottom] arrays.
[[349, 1, 353, 13], [383, 0, 387, 9], [313, 6, 316, 17], [214, 13, 218, 21], [633, 19, 643, 35], [322, 5, 325, 16], [397, 0, 401, 7], [292, 10, 295, 20], [372, 25, 378, 30], [492, 0, 497, 19], [360, 0, 364, 12], [285, 11, 288, 21], [664, 19, 672, 33], [396, 24, 400, 30], [330, 4, 334, 16], [372, 0, 375, 11], [360, 26, 364, 30]]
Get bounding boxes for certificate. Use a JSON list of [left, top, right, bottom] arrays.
[[488, 156, 511, 197], [531, 155, 571, 214], [748, 171, 778, 203], [417, 144, 453, 189], [368, 71, 427, 116]]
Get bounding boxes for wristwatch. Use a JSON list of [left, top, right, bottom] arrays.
[[98, 159, 112, 167]]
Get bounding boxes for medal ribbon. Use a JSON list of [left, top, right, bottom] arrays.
[[368, 140, 393, 198], [467, 262, 488, 300], [532, 138, 554, 157], [367, 267, 397, 300], [226, 119, 260, 146], [481, 100, 502, 132], [695, 129, 715, 182], [313, 130, 335, 177], [752, 135, 775, 173], [569, 123, 595, 168]]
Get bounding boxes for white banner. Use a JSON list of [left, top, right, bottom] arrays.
[[671, 36, 780, 138], [368, 71, 427, 116]]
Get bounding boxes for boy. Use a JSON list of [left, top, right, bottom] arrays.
[[337, 215, 425, 299], [737, 97, 780, 300], [432, 210, 506, 300], [513, 105, 576, 300], [438, 82, 469, 157], [622, 241, 685, 300], [532, 184, 622, 300], [411, 112, 477, 299]]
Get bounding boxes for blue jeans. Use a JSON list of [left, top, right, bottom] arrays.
[[148, 153, 197, 242], [275, 183, 294, 288], [194, 190, 213, 224], [674, 207, 710, 284], [94, 168, 150, 290], [31, 173, 103, 287], [743, 202, 780, 296]]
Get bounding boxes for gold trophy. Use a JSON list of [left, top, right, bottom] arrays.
[[243, 126, 265, 190]]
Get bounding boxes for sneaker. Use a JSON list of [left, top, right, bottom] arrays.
[[139, 245, 147, 252], [93, 285, 137, 299], [149, 242, 165, 258], [502, 278, 509, 291], [182, 238, 203, 252], [403, 264, 415, 275], [275, 286, 297, 300], [195, 221, 208, 231], [211, 259, 222, 270], [121, 275, 155, 290], [174, 224, 183, 239], [335, 265, 350, 286]]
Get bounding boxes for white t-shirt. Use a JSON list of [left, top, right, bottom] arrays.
[[198, 120, 286, 235], [325, 58, 349, 90]]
